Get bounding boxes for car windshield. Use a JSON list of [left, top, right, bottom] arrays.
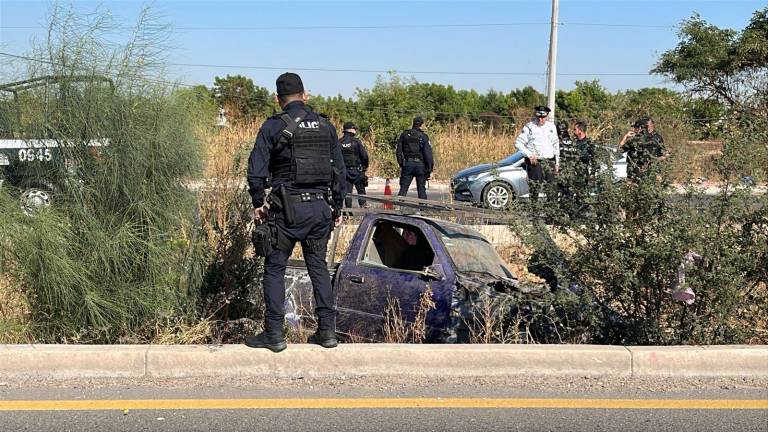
[[427, 222, 513, 279], [497, 152, 524, 165]]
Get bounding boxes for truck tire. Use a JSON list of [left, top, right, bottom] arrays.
[[19, 183, 55, 215], [482, 181, 514, 210]]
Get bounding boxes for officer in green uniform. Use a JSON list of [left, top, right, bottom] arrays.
[[559, 120, 597, 214], [620, 118, 666, 180]]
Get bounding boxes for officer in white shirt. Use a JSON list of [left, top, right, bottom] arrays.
[[515, 105, 560, 202]]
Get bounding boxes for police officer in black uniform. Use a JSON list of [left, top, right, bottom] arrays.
[[245, 72, 346, 352], [556, 120, 572, 149], [396, 116, 434, 200], [340, 122, 369, 208], [559, 120, 598, 215]]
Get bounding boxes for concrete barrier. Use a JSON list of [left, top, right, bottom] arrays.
[[628, 345, 768, 377], [0, 344, 146, 379], [146, 344, 631, 379], [1, 344, 766, 380]]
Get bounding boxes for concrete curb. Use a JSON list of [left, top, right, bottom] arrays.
[[1, 344, 766, 380], [145, 344, 630, 379], [0, 345, 147, 379], [627, 345, 768, 377]]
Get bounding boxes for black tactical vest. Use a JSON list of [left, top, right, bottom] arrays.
[[271, 112, 334, 186], [340, 135, 361, 168], [403, 129, 423, 160]]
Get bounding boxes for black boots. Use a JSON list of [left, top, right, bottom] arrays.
[[244, 331, 287, 353], [245, 323, 337, 351], [308, 329, 338, 348]]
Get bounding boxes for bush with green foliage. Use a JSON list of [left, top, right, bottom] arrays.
[[517, 119, 767, 345], [0, 6, 206, 343]]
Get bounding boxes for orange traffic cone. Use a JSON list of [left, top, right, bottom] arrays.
[[384, 178, 394, 209]]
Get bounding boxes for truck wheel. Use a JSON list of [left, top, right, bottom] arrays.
[[20, 187, 52, 215], [482, 181, 513, 210]]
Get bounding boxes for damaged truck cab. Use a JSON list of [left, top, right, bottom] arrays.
[[285, 213, 543, 343]]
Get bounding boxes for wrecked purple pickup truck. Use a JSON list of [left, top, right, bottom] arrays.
[[283, 213, 547, 343]]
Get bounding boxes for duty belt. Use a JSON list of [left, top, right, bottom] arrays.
[[406, 157, 423, 162], [289, 192, 327, 203]]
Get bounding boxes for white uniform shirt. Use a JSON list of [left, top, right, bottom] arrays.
[[514, 120, 560, 165]]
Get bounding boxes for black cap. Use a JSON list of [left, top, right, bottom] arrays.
[[534, 105, 551, 117], [413, 116, 424, 127], [343, 122, 357, 131], [276, 72, 304, 96], [633, 118, 646, 129]]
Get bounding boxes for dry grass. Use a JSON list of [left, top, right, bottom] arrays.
[[150, 317, 215, 345], [411, 286, 436, 343], [198, 122, 261, 251], [0, 266, 33, 343], [495, 241, 546, 284], [383, 287, 437, 343], [430, 124, 519, 180], [383, 295, 409, 343], [667, 140, 723, 182]]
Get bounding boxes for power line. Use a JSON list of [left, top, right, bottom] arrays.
[[0, 51, 734, 123], [160, 62, 650, 77], [0, 51, 651, 77], [0, 21, 675, 31], [562, 22, 673, 29]]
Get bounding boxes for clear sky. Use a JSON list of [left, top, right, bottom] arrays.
[[0, 0, 764, 98]]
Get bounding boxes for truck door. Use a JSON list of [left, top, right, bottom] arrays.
[[335, 217, 453, 342]]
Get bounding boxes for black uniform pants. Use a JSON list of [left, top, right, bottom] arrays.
[[344, 169, 367, 208], [526, 157, 557, 203], [398, 161, 428, 200], [262, 199, 336, 334]]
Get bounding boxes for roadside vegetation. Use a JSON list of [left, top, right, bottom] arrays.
[[0, 4, 765, 345]]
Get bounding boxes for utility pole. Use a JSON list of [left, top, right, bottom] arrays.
[[546, 0, 559, 121]]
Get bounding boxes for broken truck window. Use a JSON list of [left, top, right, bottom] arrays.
[[428, 223, 514, 279], [363, 220, 435, 272]]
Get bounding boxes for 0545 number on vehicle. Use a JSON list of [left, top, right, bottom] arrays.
[[18, 148, 53, 162]]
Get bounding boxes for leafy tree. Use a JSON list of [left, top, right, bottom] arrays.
[[508, 86, 546, 111], [654, 7, 767, 180], [653, 8, 768, 115], [174, 85, 217, 121], [212, 75, 274, 122], [555, 80, 612, 120]]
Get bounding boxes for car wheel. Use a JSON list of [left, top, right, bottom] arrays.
[[20, 187, 52, 215], [482, 181, 513, 210]]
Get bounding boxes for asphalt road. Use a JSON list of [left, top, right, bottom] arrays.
[[1, 376, 766, 432]]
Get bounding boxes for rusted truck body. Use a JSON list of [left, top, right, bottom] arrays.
[[283, 213, 546, 342]]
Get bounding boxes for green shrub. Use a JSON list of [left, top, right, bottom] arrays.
[[0, 6, 205, 343]]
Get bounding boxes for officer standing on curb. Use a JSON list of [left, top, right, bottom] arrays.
[[246, 72, 346, 353], [396, 116, 433, 200], [515, 106, 560, 203], [340, 122, 369, 208]]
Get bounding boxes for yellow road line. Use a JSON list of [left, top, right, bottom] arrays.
[[0, 398, 766, 411]]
